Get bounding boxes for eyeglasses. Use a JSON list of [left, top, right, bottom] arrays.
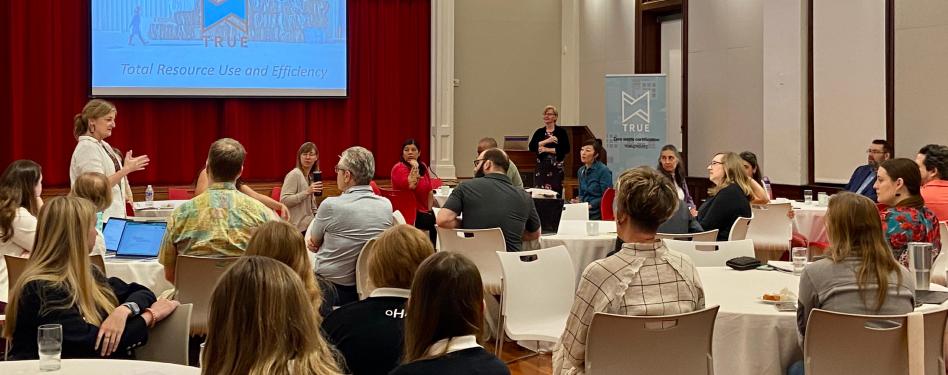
[[866, 149, 885, 155], [473, 159, 485, 166], [334, 165, 349, 173], [708, 161, 724, 167]]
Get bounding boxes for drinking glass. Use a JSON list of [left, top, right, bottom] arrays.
[[791, 247, 808, 275], [199, 342, 206, 368], [37, 324, 62, 372], [586, 221, 600, 236], [803, 190, 813, 204], [817, 192, 828, 206]]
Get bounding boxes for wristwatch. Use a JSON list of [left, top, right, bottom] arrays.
[[122, 302, 141, 316]]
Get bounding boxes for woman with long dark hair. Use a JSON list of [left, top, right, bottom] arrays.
[[0, 160, 43, 302], [874, 158, 941, 267], [391, 138, 439, 244], [656, 145, 695, 213], [738, 151, 771, 204]]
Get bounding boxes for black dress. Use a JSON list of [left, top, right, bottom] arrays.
[[528, 125, 570, 194]]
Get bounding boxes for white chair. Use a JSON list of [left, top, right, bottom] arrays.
[[561, 202, 590, 221], [436, 227, 507, 295], [803, 308, 948, 375], [657, 229, 719, 242], [931, 221, 948, 286], [355, 238, 378, 300], [392, 210, 407, 225], [495, 246, 575, 359], [174, 255, 239, 336], [586, 306, 719, 375], [662, 239, 755, 267], [745, 203, 793, 259], [137, 304, 193, 365], [728, 216, 752, 241]]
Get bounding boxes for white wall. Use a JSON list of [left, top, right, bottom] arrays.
[[453, 0, 561, 177], [578, 0, 636, 138], [661, 18, 683, 150]]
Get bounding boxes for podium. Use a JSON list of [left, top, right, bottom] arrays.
[[504, 125, 605, 189]]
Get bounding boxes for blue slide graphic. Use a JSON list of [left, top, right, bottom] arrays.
[[91, 0, 347, 96]]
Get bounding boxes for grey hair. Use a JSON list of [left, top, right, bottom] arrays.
[[339, 146, 375, 185]]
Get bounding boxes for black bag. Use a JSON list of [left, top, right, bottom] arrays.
[[726, 256, 761, 271]]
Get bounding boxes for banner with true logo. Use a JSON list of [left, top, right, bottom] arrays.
[[604, 74, 667, 182]]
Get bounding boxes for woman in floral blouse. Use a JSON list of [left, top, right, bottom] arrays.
[[874, 158, 942, 266]]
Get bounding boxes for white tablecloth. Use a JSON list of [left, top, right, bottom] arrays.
[[791, 201, 829, 244], [132, 200, 189, 218], [0, 359, 198, 374], [104, 257, 174, 294], [529, 220, 618, 285]]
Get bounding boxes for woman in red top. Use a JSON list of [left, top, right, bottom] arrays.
[[392, 139, 438, 245]]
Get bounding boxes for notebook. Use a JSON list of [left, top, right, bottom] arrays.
[[102, 218, 130, 252], [114, 221, 167, 258]]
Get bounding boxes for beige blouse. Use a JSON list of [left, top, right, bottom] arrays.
[[280, 168, 316, 232]]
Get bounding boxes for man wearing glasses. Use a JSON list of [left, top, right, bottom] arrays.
[[436, 148, 541, 251], [844, 139, 891, 201]]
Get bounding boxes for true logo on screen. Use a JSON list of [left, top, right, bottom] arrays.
[[201, 0, 250, 48], [621, 91, 651, 133]]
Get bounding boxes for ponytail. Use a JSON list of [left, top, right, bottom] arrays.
[[73, 99, 117, 140]]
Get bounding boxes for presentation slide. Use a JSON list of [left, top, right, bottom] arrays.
[[91, 0, 347, 97]]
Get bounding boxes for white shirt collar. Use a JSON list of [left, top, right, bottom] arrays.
[[426, 335, 481, 356], [369, 287, 410, 298]]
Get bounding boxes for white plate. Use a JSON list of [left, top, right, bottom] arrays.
[[757, 297, 792, 304]]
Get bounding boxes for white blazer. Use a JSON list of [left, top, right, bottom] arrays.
[[70, 135, 129, 220]]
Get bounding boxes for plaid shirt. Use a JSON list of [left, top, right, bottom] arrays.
[[552, 240, 705, 375], [158, 182, 275, 270]]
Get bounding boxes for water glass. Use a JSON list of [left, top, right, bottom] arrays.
[[908, 242, 934, 290], [37, 324, 62, 372], [791, 247, 808, 275], [803, 190, 813, 204], [817, 192, 829, 206], [199, 342, 206, 368], [586, 221, 600, 236]]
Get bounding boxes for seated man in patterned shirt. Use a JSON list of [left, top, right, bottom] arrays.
[[553, 166, 705, 375], [158, 138, 276, 283]]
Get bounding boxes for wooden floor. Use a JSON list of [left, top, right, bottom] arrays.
[[485, 342, 553, 375]]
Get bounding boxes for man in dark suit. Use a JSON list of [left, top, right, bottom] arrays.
[[844, 139, 891, 201]]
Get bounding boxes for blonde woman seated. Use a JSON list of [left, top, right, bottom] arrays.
[[245, 221, 323, 312], [202, 256, 342, 375], [323, 224, 435, 375], [697, 152, 754, 240], [787, 192, 915, 375], [390, 252, 509, 375], [553, 167, 705, 375], [3, 197, 179, 360], [70, 171, 113, 256]]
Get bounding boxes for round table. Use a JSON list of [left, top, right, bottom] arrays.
[[104, 257, 174, 295], [526, 220, 618, 285], [0, 359, 199, 374], [433, 188, 452, 208], [791, 201, 829, 244]]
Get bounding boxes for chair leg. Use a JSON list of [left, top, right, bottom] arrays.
[[494, 314, 504, 356], [503, 340, 543, 364]]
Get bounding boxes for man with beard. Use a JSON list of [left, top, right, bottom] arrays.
[[844, 139, 891, 202], [436, 148, 541, 251]]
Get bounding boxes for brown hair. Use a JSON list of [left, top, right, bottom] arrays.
[[203, 256, 341, 375], [709, 152, 755, 198], [402, 252, 485, 362], [919, 144, 948, 180], [480, 148, 510, 173], [73, 99, 116, 139], [296, 142, 319, 177], [207, 138, 246, 182], [614, 166, 679, 233], [0, 160, 42, 242], [69, 172, 112, 212], [245, 221, 322, 311], [824, 192, 905, 312], [368, 225, 434, 289], [879, 158, 925, 209]]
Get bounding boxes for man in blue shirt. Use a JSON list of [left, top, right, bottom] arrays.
[[844, 139, 891, 201]]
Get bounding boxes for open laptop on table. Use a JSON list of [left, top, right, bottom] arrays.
[[104, 218, 166, 258]]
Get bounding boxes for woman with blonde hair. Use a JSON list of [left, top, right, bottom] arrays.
[[390, 252, 508, 375], [788, 192, 915, 375], [202, 256, 342, 375], [0, 160, 43, 303], [70, 99, 150, 220], [697, 152, 754, 240], [69, 171, 113, 256], [3, 196, 178, 360], [245, 220, 322, 309], [323, 224, 435, 375], [529, 105, 570, 194]]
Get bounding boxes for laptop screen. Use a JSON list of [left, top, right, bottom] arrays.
[[102, 218, 129, 252], [116, 221, 167, 257]]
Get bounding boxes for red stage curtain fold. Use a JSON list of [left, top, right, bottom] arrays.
[[0, 0, 431, 186]]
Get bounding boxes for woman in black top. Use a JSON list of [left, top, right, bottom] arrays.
[[390, 252, 509, 375], [697, 152, 753, 240], [3, 196, 178, 360], [529, 105, 570, 194]]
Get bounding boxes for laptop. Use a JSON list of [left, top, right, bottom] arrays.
[[114, 221, 167, 258], [102, 218, 130, 252], [533, 197, 565, 235]]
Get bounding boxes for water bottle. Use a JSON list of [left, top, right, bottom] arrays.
[[145, 185, 154, 202], [762, 176, 773, 200]]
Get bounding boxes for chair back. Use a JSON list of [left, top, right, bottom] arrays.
[[728, 216, 752, 241], [803, 308, 948, 375], [745, 203, 792, 251], [174, 255, 239, 335], [436, 227, 506, 295], [496, 246, 575, 342], [933, 221, 948, 286], [379, 188, 417, 225], [167, 188, 193, 200], [136, 304, 193, 365], [562, 202, 590, 221], [90, 254, 106, 274], [586, 306, 719, 375], [657, 230, 720, 242], [662, 239, 755, 267], [355, 238, 378, 300], [6, 255, 108, 297], [369, 180, 382, 195], [600, 188, 616, 221]]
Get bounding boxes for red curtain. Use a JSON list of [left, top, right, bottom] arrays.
[[0, 0, 431, 187]]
